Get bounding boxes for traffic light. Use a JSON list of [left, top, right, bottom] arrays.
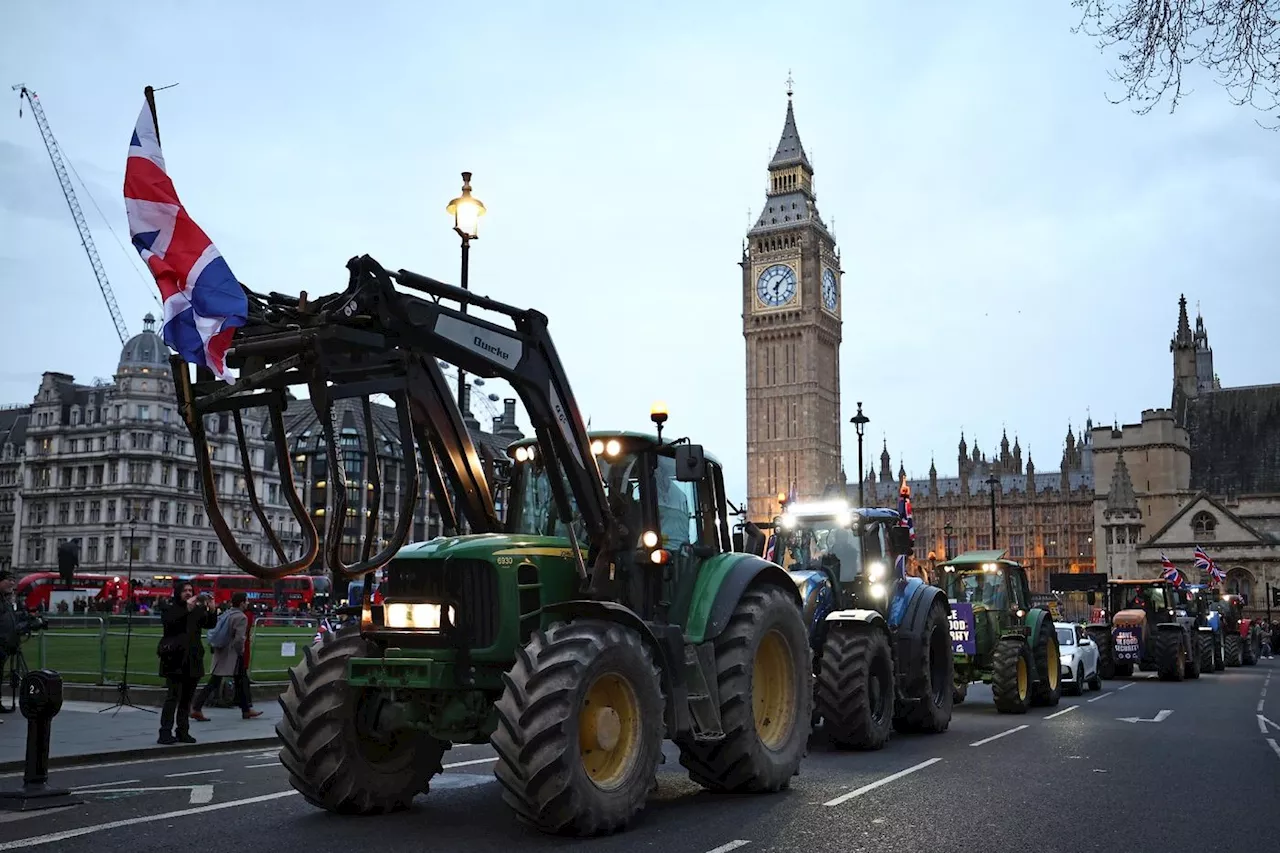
[[1271, 584, 1280, 608]]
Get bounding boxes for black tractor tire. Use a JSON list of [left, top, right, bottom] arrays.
[[1087, 627, 1115, 679], [491, 619, 664, 837], [815, 624, 893, 750], [677, 585, 812, 793], [1185, 633, 1201, 679], [1156, 629, 1187, 681], [1225, 632, 1243, 667], [953, 681, 968, 705], [1115, 662, 1134, 677], [991, 638, 1033, 714], [1243, 628, 1260, 666], [276, 624, 446, 815], [1198, 633, 1216, 674], [892, 598, 954, 735], [1029, 620, 1062, 708], [1214, 636, 1225, 671]]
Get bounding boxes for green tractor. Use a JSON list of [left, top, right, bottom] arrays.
[[174, 256, 812, 837], [937, 551, 1062, 714]]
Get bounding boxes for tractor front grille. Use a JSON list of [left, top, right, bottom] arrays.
[[382, 558, 500, 648]]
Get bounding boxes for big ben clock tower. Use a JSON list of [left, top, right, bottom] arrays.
[[742, 84, 843, 522]]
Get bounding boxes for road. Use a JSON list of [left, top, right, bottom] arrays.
[[1, 660, 1275, 853]]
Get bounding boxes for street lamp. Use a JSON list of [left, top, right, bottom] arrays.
[[944, 521, 953, 560], [446, 171, 486, 533], [985, 474, 999, 549], [850, 402, 869, 507]]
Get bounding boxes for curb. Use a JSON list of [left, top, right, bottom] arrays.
[[1, 735, 282, 773], [64, 682, 285, 708]]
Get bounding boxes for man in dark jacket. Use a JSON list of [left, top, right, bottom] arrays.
[[157, 579, 215, 745]]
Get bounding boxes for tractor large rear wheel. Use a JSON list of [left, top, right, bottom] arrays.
[[1184, 633, 1201, 679], [815, 624, 893, 750], [1087, 627, 1114, 679], [677, 585, 812, 793], [1244, 627, 1260, 665], [892, 598, 954, 734], [1029, 618, 1062, 707], [1225, 632, 1243, 667], [276, 625, 446, 814], [492, 619, 664, 837], [1198, 632, 1215, 674], [1156, 630, 1186, 681], [991, 638, 1033, 714]]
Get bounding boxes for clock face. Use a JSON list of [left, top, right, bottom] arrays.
[[822, 269, 838, 311], [756, 264, 797, 308]]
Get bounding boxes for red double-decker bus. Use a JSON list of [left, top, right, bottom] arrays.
[[14, 571, 316, 611], [190, 574, 315, 609]]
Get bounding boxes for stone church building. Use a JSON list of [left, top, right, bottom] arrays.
[[1093, 297, 1280, 617]]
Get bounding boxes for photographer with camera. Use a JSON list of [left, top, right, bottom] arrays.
[[155, 579, 215, 745], [0, 570, 34, 724]]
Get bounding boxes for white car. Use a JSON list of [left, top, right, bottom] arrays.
[[1056, 621, 1103, 696]]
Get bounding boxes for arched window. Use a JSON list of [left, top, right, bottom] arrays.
[[1225, 567, 1253, 600], [1192, 511, 1216, 540]]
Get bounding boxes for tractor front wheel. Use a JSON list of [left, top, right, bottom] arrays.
[[1030, 619, 1062, 707], [1198, 633, 1216, 674], [677, 585, 812, 793], [991, 638, 1033, 714], [953, 681, 968, 705], [1244, 628, 1261, 666], [1156, 630, 1186, 681], [1185, 633, 1201, 679], [892, 598, 954, 734], [1225, 632, 1243, 667], [276, 625, 446, 814], [815, 624, 893, 750], [492, 619, 664, 837]]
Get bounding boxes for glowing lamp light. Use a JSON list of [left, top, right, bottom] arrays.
[[591, 440, 605, 455], [650, 549, 670, 565], [446, 172, 486, 239], [650, 401, 669, 426], [605, 439, 621, 457], [642, 530, 659, 548]]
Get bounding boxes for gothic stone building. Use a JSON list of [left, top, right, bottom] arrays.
[[832, 428, 1096, 593], [1093, 297, 1280, 617], [742, 90, 844, 523]]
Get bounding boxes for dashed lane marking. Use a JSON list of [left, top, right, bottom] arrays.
[[1268, 739, 1280, 761], [969, 726, 1028, 747], [69, 784, 214, 804], [70, 779, 140, 789], [1044, 706, 1078, 720], [164, 769, 223, 778], [1260, 700, 1266, 713], [705, 842, 751, 853], [443, 757, 498, 769], [1087, 691, 1114, 703], [1117, 683, 1136, 691], [0, 790, 299, 850], [822, 758, 943, 807]]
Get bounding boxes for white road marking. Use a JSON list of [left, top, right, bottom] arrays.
[[1258, 714, 1280, 733], [1044, 706, 1078, 720], [69, 779, 140, 789], [0, 746, 276, 779], [1117, 683, 1136, 691], [164, 769, 223, 778], [1116, 710, 1173, 724], [69, 784, 214, 804], [1260, 700, 1266, 713], [443, 757, 498, 769], [970, 726, 1028, 747], [244, 763, 278, 769], [0, 790, 298, 850], [1087, 691, 1114, 703], [1268, 739, 1280, 761], [822, 758, 942, 806], [705, 842, 751, 853]]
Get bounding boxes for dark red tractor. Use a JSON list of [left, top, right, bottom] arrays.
[[1213, 593, 1262, 666]]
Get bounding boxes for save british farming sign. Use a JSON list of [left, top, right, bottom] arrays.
[[1113, 625, 1142, 662], [949, 602, 976, 655]]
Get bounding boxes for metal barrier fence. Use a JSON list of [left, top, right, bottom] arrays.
[[25, 615, 320, 686]]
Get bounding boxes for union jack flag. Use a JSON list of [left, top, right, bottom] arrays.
[[313, 616, 333, 645], [787, 482, 798, 506], [1193, 545, 1226, 585], [763, 532, 778, 563], [124, 94, 247, 382], [897, 475, 915, 542], [1160, 553, 1185, 588]]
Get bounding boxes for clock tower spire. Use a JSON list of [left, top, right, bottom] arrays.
[[741, 82, 844, 522]]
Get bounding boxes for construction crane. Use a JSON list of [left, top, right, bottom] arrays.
[[14, 84, 130, 344]]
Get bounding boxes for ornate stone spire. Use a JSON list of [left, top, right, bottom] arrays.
[[1105, 450, 1139, 514], [1174, 294, 1193, 347]]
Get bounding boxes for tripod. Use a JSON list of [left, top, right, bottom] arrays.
[[101, 518, 153, 716], [0, 641, 29, 713]]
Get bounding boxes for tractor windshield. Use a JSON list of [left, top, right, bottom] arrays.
[[1107, 584, 1169, 614], [506, 449, 644, 544], [943, 569, 1010, 609], [779, 520, 863, 577]]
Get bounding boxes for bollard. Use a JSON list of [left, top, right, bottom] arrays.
[[0, 670, 84, 811]]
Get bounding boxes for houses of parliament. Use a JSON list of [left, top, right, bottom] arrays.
[[741, 88, 1096, 592]]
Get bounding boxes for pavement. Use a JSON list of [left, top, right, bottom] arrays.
[[0, 660, 1275, 852]]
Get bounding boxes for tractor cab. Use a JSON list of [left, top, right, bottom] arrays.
[[938, 552, 1033, 623], [773, 500, 907, 600], [1214, 593, 1248, 626]]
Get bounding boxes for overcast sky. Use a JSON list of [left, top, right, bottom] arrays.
[[2, 1, 1277, 505]]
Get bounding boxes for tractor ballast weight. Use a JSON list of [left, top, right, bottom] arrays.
[[768, 498, 954, 750], [939, 551, 1062, 714], [1087, 580, 1203, 681], [171, 255, 813, 836]]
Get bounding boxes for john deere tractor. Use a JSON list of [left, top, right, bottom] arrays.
[[764, 496, 953, 749], [1214, 593, 1263, 666], [172, 255, 813, 836], [937, 551, 1061, 714], [1087, 580, 1202, 680]]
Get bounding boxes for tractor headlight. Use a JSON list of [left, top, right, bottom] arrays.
[[385, 603, 453, 630], [867, 561, 886, 582], [642, 530, 659, 548], [870, 583, 886, 599]]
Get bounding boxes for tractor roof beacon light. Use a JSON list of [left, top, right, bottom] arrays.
[[650, 401, 669, 443], [447, 172, 486, 240]]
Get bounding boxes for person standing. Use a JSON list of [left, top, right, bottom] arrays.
[[190, 592, 262, 721], [156, 580, 215, 745]]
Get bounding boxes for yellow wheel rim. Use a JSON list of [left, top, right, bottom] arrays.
[[1016, 656, 1029, 700], [1046, 635, 1059, 690], [753, 629, 797, 750], [578, 672, 641, 790]]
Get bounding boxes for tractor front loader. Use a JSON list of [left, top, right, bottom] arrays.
[[172, 255, 813, 836]]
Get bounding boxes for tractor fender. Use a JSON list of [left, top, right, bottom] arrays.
[[892, 583, 950, 689], [684, 553, 802, 645], [789, 569, 838, 650], [824, 608, 889, 630], [1023, 607, 1052, 646]]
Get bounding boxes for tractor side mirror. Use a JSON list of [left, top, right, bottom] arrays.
[[888, 526, 914, 557], [674, 444, 706, 482]]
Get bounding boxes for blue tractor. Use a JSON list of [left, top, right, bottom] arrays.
[[1184, 584, 1227, 672], [762, 496, 954, 750]]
